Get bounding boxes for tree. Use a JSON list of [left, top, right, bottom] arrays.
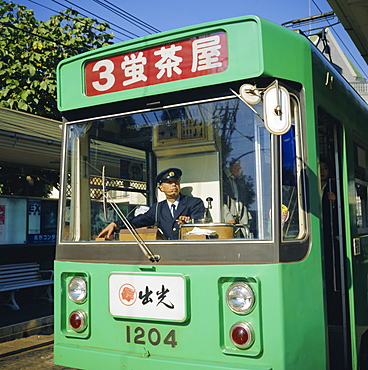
[[0, 1, 114, 119], [0, 166, 59, 197]]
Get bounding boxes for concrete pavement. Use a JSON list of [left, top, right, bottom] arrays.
[[0, 288, 54, 356]]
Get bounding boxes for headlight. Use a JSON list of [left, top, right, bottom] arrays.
[[226, 282, 254, 314], [68, 277, 87, 303]]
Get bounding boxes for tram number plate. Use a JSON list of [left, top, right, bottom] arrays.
[[126, 325, 177, 348]]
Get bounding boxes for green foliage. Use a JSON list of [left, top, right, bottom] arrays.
[[0, 1, 114, 119], [0, 166, 60, 197]]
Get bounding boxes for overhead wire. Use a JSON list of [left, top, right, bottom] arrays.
[[50, 0, 138, 40], [27, 0, 160, 41], [26, 0, 125, 42], [93, 0, 161, 34], [0, 21, 83, 52], [26, 0, 60, 15], [311, 0, 368, 79], [100, 0, 160, 33]]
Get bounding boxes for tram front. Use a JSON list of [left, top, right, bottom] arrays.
[[54, 16, 325, 370]]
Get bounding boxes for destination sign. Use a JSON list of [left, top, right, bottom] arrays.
[[85, 32, 228, 96]]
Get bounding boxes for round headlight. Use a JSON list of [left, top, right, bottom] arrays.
[[68, 277, 87, 303], [226, 282, 254, 314]]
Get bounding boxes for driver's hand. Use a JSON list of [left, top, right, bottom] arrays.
[[177, 216, 190, 225], [97, 222, 116, 239]]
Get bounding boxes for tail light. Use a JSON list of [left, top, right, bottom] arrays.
[[230, 321, 254, 349], [69, 310, 87, 332]]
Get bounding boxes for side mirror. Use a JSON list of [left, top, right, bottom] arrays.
[[263, 82, 291, 135]]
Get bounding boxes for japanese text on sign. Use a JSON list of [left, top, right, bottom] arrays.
[[109, 274, 186, 321], [85, 33, 228, 96], [29, 234, 56, 243]]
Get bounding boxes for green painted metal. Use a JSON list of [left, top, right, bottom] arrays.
[[57, 16, 312, 113], [55, 14, 368, 369], [54, 257, 325, 369]]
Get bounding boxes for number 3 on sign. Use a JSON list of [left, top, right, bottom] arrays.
[[126, 326, 177, 348], [92, 59, 115, 92]]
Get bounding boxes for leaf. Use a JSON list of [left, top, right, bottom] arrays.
[[7, 98, 14, 108], [17, 100, 29, 111], [28, 64, 36, 76], [40, 80, 48, 90], [0, 0, 113, 119], [20, 90, 29, 100]]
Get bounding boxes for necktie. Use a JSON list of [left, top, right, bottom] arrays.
[[171, 204, 176, 218]]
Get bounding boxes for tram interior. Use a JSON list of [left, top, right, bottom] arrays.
[[63, 96, 303, 242]]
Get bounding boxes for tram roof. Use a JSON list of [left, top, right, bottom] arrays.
[[57, 16, 310, 114]]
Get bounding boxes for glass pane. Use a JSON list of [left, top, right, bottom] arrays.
[[282, 127, 299, 239], [220, 103, 271, 239], [356, 181, 368, 234], [61, 98, 273, 242], [281, 99, 303, 240]]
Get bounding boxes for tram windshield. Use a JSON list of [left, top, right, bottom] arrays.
[[61, 94, 304, 243]]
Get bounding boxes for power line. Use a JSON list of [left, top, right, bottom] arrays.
[[28, 0, 159, 41], [27, 0, 126, 41], [93, 0, 160, 34], [27, 0, 60, 16], [311, 0, 368, 79], [100, 0, 160, 33], [51, 0, 138, 40], [0, 21, 83, 52], [329, 26, 368, 80]]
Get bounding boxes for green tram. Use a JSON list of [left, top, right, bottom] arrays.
[[54, 16, 368, 369]]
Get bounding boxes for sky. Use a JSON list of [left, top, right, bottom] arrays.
[[14, 0, 368, 78]]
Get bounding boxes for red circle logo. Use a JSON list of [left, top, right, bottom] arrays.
[[118, 283, 137, 306]]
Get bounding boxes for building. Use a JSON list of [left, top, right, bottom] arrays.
[[0, 107, 61, 268], [310, 27, 368, 103]]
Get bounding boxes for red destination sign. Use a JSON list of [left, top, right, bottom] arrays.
[[85, 32, 228, 96]]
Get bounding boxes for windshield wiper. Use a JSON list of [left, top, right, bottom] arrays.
[[102, 168, 160, 263]]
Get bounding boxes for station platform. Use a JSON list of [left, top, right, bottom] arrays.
[[0, 333, 54, 357], [0, 289, 54, 344]]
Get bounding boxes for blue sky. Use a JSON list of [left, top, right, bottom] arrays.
[[15, 0, 368, 78]]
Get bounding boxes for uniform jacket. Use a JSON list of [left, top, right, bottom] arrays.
[[123, 194, 204, 240]]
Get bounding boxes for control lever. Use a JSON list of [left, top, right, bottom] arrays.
[[204, 197, 213, 222]]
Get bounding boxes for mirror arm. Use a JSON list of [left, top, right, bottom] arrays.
[[229, 89, 264, 121]]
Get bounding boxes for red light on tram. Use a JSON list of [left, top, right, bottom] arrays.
[[230, 322, 254, 349], [231, 325, 249, 344], [69, 310, 87, 332]]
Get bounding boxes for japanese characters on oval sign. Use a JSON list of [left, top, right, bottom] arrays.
[[109, 273, 187, 321], [85, 32, 228, 96]]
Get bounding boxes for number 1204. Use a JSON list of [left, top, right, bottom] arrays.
[[126, 325, 177, 348]]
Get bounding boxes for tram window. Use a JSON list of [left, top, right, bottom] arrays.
[[61, 98, 276, 242], [220, 100, 271, 239], [281, 98, 304, 240], [355, 180, 368, 235], [354, 142, 368, 235]]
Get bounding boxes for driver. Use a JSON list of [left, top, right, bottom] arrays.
[[97, 168, 204, 240]]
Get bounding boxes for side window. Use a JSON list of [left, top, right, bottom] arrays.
[[281, 98, 305, 240], [355, 141, 368, 235], [356, 180, 368, 233]]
